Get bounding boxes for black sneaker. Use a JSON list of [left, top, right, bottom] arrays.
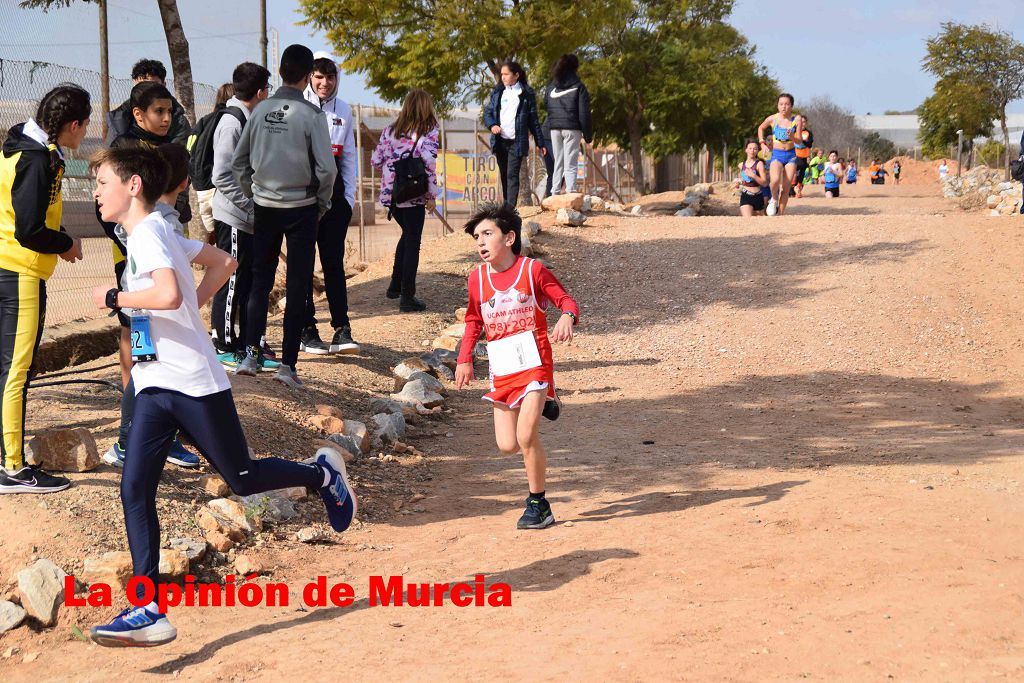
[[385, 280, 402, 300], [399, 296, 427, 312], [516, 496, 554, 530], [330, 326, 360, 355], [0, 466, 71, 494], [299, 326, 330, 354], [542, 397, 561, 421]]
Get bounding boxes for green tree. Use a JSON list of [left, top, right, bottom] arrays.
[[923, 22, 1024, 176], [585, 0, 775, 190], [300, 0, 632, 112], [860, 132, 896, 162], [917, 76, 995, 161]]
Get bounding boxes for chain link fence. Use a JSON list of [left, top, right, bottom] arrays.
[[0, 59, 639, 331]]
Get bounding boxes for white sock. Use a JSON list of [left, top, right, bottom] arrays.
[[144, 601, 160, 614]]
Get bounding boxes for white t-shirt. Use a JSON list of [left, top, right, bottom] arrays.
[[125, 212, 231, 397], [939, 163, 949, 179], [499, 83, 522, 140]]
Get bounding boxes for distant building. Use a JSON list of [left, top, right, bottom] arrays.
[[856, 114, 1024, 150]]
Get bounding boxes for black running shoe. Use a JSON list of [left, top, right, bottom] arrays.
[[399, 296, 427, 312], [330, 325, 360, 355], [516, 496, 555, 530], [0, 466, 71, 494], [299, 326, 330, 354], [542, 397, 561, 421]]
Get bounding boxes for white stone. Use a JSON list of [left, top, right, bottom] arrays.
[[16, 559, 66, 626], [0, 601, 26, 634]]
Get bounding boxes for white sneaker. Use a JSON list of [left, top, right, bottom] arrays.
[[766, 198, 778, 216]]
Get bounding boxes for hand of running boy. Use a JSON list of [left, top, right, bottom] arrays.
[[552, 313, 574, 344], [91, 283, 114, 309], [454, 362, 474, 389]]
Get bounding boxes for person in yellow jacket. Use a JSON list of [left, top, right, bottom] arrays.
[[0, 84, 89, 493]]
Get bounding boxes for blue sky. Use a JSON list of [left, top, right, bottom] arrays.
[[2, 0, 1023, 113]]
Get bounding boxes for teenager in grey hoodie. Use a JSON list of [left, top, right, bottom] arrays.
[[231, 45, 337, 387]]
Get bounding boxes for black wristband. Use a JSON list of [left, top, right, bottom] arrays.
[[563, 311, 577, 325], [105, 288, 119, 310]]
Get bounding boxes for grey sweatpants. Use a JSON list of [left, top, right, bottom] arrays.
[[550, 129, 583, 194]]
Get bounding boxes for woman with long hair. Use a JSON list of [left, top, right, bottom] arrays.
[[544, 54, 592, 195], [0, 83, 89, 493], [483, 61, 546, 207], [371, 88, 440, 312]]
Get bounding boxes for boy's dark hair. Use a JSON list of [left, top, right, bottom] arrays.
[[828, 149, 838, 156], [36, 83, 92, 144], [312, 57, 338, 78], [233, 62, 271, 101], [279, 44, 314, 85], [157, 143, 189, 195], [90, 147, 170, 206], [551, 54, 579, 82], [778, 92, 795, 105], [130, 81, 173, 113], [463, 202, 522, 256], [131, 59, 167, 82]]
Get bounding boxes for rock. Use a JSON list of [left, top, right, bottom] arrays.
[[205, 530, 235, 552], [520, 230, 533, 257], [455, 307, 467, 322], [589, 197, 607, 212], [406, 371, 446, 395], [421, 351, 457, 376], [391, 379, 445, 409], [396, 357, 433, 378], [315, 404, 343, 420], [81, 552, 133, 590], [16, 559, 65, 626], [296, 527, 331, 543], [343, 420, 370, 454], [0, 601, 26, 634], [372, 412, 407, 444], [326, 433, 362, 458], [997, 181, 1015, 192], [674, 208, 696, 217], [159, 549, 189, 580], [474, 342, 488, 360], [199, 474, 230, 497], [439, 322, 466, 339], [607, 202, 625, 213], [276, 486, 307, 501], [368, 397, 405, 416], [987, 194, 1001, 208], [581, 195, 593, 213], [309, 414, 345, 435], [209, 497, 262, 533], [541, 192, 585, 211], [524, 221, 541, 237], [555, 208, 587, 226], [431, 335, 459, 352], [233, 555, 263, 576], [239, 491, 298, 523], [167, 538, 207, 565], [195, 506, 247, 541], [630, 205, 643, 216], [24, 428, 99, 472]]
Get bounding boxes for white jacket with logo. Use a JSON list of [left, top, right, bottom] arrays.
[[304, 85, 356, 208]]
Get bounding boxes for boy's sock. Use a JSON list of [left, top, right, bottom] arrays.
[[144, 601, 161, 614], [529, 491, 546, 500]]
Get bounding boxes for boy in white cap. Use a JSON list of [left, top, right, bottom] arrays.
[[299, 51, 360, 355]]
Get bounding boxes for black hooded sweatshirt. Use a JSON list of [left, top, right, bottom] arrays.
[[543, 74, 593, 144]]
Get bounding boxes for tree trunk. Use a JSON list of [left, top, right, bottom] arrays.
[[626, 114, 645, 194], [156, 0, 196, 125]]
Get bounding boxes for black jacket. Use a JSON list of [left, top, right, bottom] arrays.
[[483, 83, 546, 158], [105, 96, 191, 146], [543, 75, 592, 143]]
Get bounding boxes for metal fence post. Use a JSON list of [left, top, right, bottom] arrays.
[[440, 117, 448, 225], [354, 104, 365, 262]]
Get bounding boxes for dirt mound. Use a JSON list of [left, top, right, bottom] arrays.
[[882, 155, 959, 186]]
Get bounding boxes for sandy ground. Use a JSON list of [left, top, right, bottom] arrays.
[[4, 182, 1024, 680]]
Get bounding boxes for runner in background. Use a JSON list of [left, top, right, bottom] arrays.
[[738, 139, 768, 216], [846, 160, 858, 184], [892, 160, 902, 185], [792, 115, 813, 198], [823, 150, 842, 198], [808, 148, 824, 185]]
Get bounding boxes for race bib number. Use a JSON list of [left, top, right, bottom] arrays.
[[487, 331, 541, 377], [130, 314, 157, 363]]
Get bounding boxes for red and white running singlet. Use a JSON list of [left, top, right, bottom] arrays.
[[477, 257, 555, 408]]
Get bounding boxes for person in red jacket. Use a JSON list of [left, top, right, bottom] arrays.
[[455, 203, 578, 530]]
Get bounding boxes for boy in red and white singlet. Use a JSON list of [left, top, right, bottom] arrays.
[[456, 203, 579, 529]]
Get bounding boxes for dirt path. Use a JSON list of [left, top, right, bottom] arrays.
[[4, 183, 1024, 680]]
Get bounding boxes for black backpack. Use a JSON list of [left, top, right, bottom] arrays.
[[1012, 156, 1024, 182], [186, 105, 246, 191], [389, 132, 428, 215]]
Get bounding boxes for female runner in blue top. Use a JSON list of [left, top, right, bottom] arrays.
[[756, 93, 803, 217]]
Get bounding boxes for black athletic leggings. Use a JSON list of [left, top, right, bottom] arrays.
[[122, 387, 322, 601]]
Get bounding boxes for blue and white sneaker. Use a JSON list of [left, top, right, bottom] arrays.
[[90, 606, 177, 648], [102, 442, 126, 468], [314, 447, 358, 532], [167, 440, 200, 468]]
